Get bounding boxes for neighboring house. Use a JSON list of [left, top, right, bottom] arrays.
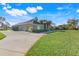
[[12, 17, 52, 32], [0, 16, 10, 30]]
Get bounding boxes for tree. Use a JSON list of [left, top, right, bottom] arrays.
[[56, 24, 68, 30], [40, 20, 53, 30], [47, 21, 56, 30], [39, 20, 48, 30], [62, 24, 68, 30], [67, 19, 78, 30], [33, 17, 38, 23], [33, 17, 54, 31], [57, 25, 64, 30]]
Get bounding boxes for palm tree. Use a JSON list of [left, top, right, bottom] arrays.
[[40, 20, 53, 30], [33, 17, 38, 23], [47, 21, 52, 30], [33, 17, 53, 31], [39, 20, 47, 30]]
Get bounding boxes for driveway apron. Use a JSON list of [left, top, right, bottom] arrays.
[[0, 31, 44, 56]]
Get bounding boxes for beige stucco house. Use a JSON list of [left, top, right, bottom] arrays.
[[12, 17, 52, 32]]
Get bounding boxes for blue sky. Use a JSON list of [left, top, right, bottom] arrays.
[[0, 3, 79, 26]]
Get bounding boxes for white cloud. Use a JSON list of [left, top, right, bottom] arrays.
[[3, 7, 7, 10], [2, 4, 43, 16], [2, 4, 11, 11], [26, 7, 37, 13], [2, 4, 27, 16], [57, 5, 73, 11], [7, 4, 11, 9], [5, 8, 27, 16], [57, 7, 63, 10], [1, 3, 6, 6], [26, 6, 43, 13], [76, 9, 79, 13], [37, 6, 43, 10]]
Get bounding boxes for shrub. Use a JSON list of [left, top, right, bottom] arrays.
[[32, 29, 48, 33]]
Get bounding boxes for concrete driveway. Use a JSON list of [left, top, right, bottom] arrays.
[[0, 31, 44, 56]]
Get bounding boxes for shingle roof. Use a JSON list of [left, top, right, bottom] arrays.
[[13, 17, 51, 26], [13, 17, 43, 26], [14, 19, 34, 26]]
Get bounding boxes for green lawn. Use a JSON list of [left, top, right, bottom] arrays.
[[0, 32, 6, 40], [26, 30, 79, 56]]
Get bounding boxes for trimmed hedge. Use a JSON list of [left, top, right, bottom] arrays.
[[32, 29, 48, 33]]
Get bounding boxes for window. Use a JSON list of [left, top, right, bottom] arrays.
[[33, 25, 44, 30]]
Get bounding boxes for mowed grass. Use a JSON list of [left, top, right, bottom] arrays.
[[0, 32, 6, 40], [26, 30, 79, 56]]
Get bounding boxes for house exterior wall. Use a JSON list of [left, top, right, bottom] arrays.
[[18, 25, 27, 31], [16, 24, 44, 32], [33, 24, 44, 30], [18, 24, 33, 31]]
